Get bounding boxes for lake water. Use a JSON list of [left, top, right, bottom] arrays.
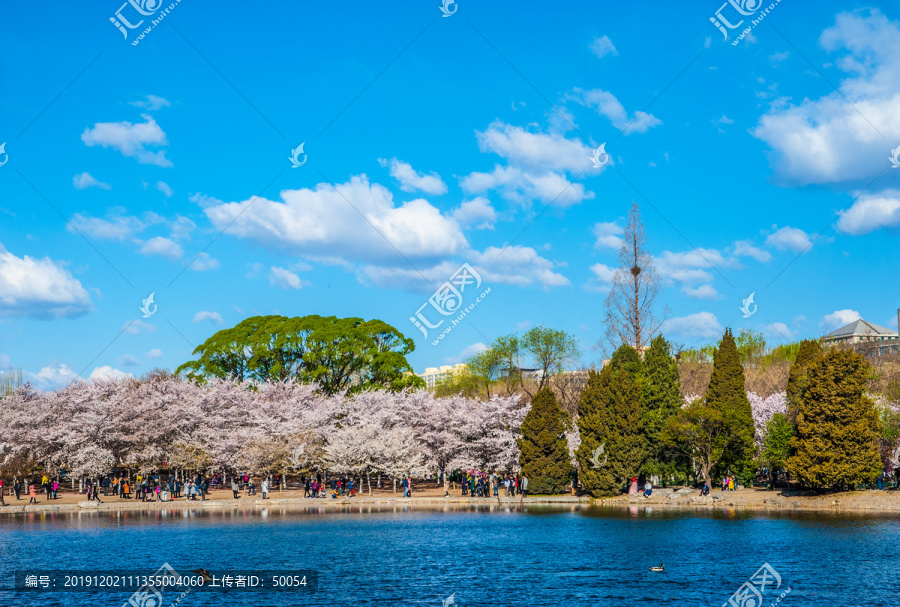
[[1, 504, 898, 606]]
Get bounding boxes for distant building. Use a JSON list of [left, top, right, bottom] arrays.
[[417, 363, 467, 389], [823, 311, 900, 357]]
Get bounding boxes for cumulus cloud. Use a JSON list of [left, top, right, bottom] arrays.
[[733, 239, 772, 262], [137, 236, 183, 261], [67, 213, 144, 241], [452, 197, 496, 230], [25, 363, 78, 390], [681, 284, 720, 300], [836, 189, 900, 234], [146, 349, 163, 359], [269, 266, 302, 289], [821, 308, 860, 331], [379, 158, 447, 195], [73, 172, 111, 190], [766, 321, 797, 341], [662, 312, 723, 340], [569, 88, 662, 134], [765, 225, 813, 253], [193, 310, 224, 324], [203, 176, 467, 264], [81, 114, 172, 167], [655, 248, 740, 287], [461, 121, 596, 208], [586, 262, 616, 292], [590, 35, 618, 58], [593, 222, 623, 250], [89, 366, 132, 381], [0, 244, 92, 319], [751, 10, 900, 185], [188, 252, 220, 271]]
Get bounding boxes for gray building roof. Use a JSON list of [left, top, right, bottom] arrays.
[[824, 319, 898, 339]]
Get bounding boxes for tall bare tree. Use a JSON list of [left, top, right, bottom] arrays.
[[602, 202, 665, 353]]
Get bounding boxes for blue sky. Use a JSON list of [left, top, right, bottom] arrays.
[[2, 1, 899, 388]]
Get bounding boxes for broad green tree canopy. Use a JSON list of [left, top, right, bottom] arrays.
[[176, 315, 424, 394]]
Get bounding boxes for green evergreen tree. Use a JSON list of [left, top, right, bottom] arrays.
[[787, 349, 882, 488], [786, 339, 823, 413], [760, 413, 793, 470], [518, 387, 573, 494], [641, 335, 682, 480], [706, 329, 755, 484], [574, 345, 646, 496], [575, 368, 616, 496]]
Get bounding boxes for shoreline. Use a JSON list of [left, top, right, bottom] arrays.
[[2, 487, 900, 516]]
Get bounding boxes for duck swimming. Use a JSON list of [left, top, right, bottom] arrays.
[[650, 564, 665, 572]]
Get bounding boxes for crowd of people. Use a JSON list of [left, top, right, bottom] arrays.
[[451, 471, 529, 498]]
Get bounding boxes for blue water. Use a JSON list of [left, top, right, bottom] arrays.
[[1, 504, 898, 606]]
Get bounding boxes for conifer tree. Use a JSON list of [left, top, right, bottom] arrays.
[[518, 387, 573, 494], [575, 345, 646, 496], [787, 349, 882, 488], [786, 339, 823, 413], [641, 335, 682, 479], [706, 329, 756, 483]]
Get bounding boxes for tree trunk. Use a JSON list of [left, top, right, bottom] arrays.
[[393, 478, 397, 493], [367, 472, 371, 496]]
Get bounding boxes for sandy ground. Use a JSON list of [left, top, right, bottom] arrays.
[[3, 482, 900, 515]]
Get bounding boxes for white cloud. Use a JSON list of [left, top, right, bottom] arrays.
[[193, 310, 224, 324], [765, 225, 813, 253], [586, 262, 616, 293], [146, 349, 163, 359], [681, 284, 720, 300], [188, 252, 220, 271], [119, 354, 140, 367], [655, 248, 740, 287], [461, 165, 592, 208], [0, 244, 92, 319], [821, 308, 860, 331], [836, 189, 900, 234], [124, 319, 157, 335], [137, 236, 183, 261], [378, 158, 447, 195], [751, 10, 900, 185], [474, 120, 593, 172], [130, 94, 171, 110], [590, 35, 618, 58], [156, 181, 174, 197], [269, 266, 302, 289], [73, 172, 111, 190], [25, 363, 78, 389], [81, 114, 172, 167], [570, 88, 662, 134], [662, 312, 723, 340], [592, 222, 623, 250], [89, 366, 132, 381], [67, 213, 143, 241], [450, 342, 488, 364], [452, 197, 496, 230], [733, 239, 772, 262], [203, 176, 468, 264]]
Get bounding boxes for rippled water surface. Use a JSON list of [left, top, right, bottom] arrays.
[[1, 504, 899, 606]]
